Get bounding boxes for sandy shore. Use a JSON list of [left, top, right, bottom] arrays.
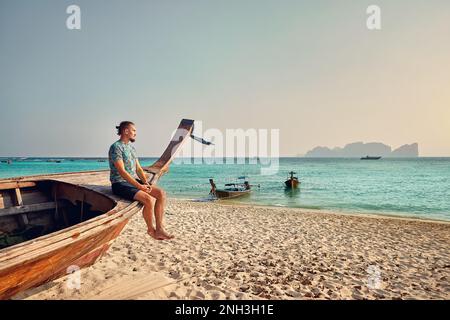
[[14, 199, 450, 300]]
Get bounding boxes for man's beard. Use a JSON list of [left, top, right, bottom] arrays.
[[130, 138, 136, 143]]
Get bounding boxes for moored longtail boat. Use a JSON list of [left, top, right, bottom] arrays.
[[0, 119, 196, 300], [209, 176, 253, 199], [284, 171, 300, 189]]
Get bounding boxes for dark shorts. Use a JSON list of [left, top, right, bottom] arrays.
[[111, 179, 143, 201]]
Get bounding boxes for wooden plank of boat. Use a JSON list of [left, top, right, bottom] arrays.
[[0, 196, 138, 263], [0, 119, 195, 300], [0, 212, 132, 299], [0, 189, 136, 264], [0, 201, 63, 217], [0, 181, 36, 191]]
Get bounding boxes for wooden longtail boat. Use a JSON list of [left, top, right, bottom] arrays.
[[284, 171, 300, 189], [209, 176, 252, 199], [0, 119, 195, 300]]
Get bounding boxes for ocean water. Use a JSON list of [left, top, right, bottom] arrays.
[[1, 157, 449, 221]]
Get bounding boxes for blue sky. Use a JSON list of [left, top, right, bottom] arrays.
[[1, 0, 449, 156]]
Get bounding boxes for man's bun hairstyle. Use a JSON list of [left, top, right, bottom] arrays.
[[116, 121, 135, 135]]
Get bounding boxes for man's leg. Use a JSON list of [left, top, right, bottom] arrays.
[[149, 186, 174, 239], [133, 190, 164, 240]]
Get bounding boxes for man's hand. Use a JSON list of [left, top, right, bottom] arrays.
[[138, 183, 152, 194]]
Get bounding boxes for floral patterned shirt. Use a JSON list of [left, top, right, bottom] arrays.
[[108, 140, 138, 183]]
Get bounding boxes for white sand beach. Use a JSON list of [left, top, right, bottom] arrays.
[[14, 199, 450, 300]]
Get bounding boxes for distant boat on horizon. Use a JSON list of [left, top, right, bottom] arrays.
[[360, 156, 382, 160]]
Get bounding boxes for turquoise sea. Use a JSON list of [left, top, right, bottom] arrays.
[[1, 157, 449, 221]]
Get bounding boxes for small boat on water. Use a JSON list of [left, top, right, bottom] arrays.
[[46, 159, 62, 163], [284, 171, 300, 189], [360, 156, 382, 160], [209, 176, 253, 199], [0, 119, 198, 299]]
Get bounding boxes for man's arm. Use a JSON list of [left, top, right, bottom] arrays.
[[136, 159, 151, 187], [114, 159, 150, 192]]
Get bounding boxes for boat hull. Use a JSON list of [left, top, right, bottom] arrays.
[[214, 189, 251, 199], [0, 179, 140, 300], [0, 216, 131, 299], [284, 179, 300, 189]]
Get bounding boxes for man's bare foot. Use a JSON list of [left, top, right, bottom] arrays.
[[155, 228, 175, 240], [148, 228, 165, 240]]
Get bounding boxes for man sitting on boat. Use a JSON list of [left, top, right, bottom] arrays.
[[108, 121, 174, 240]]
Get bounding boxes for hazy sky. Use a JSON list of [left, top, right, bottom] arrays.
[[1, 0, 449, 157]]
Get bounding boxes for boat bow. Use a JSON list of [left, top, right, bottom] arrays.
[[143, 119, 195, 185]]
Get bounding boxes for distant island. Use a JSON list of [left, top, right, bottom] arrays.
[[304, 142, 419, 158]]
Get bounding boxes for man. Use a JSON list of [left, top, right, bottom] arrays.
[[108, 121, 174, 240]]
